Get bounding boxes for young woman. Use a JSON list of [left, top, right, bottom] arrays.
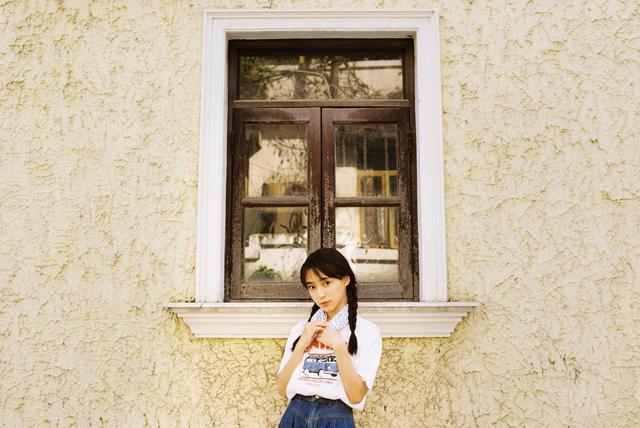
[[276, 248, 383, 427]]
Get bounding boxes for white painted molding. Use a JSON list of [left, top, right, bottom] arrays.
[[166, 302, 479, 338], [196, 9, 448, 303], [203, 9, 437, 19]]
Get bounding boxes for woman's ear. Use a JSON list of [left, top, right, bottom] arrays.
[[342, 275, 350, 286]]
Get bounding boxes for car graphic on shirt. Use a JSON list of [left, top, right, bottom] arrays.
[[302, 354, 339, 378]]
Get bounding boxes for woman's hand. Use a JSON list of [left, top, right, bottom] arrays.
[[296, 321, 328, 351], [315, 325, 346, 350]]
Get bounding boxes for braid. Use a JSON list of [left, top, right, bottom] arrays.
[[290, 304, 320, 352], [346, 284, 358, 355]]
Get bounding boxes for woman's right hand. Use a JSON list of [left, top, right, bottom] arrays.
[[296, 321, 328, 351]]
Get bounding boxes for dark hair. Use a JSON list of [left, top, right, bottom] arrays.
[[290, 248, 359, 355]]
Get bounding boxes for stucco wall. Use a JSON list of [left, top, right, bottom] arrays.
[[1, 0, 639, 426]]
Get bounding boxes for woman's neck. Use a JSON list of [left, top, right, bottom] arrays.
[[326, 304, 348, 322]]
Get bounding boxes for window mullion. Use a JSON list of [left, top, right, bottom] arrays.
[[308, 108, 322, 253], [321, 108, 337, 249]]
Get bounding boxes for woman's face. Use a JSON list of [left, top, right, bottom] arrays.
[[304, 268, 349, 320]]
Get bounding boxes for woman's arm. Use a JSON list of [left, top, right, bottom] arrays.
[[276, 345, 305, 399], [315, 327, 368, 404], [276, 320, 328, 398], [333, 342, 368, 404]]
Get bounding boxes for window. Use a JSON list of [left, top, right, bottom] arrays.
[[190, 10, 452, 305], [167, 10, 479, 338], [225, 40, 417, 301]]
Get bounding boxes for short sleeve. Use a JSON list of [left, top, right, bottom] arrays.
[[353, 323, 383, 391], [277, 321, 305, 376]]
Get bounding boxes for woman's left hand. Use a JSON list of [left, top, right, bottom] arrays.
[[315, 326, 346, 350]]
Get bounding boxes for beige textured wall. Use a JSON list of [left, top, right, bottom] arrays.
[[1, 0, 639, 426]]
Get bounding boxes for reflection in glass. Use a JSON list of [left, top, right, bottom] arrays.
[[244, 124, 307, 197], [240, 53, 403, 100], [335, 124, 397, 198], [335, 207, 399, 282], [243, 207, 308, 282]]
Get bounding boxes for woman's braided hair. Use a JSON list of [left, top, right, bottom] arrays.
[[290, 248, 359, 355]]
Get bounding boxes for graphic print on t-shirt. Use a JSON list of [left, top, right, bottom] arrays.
[[304, 337, 334, 353], [302, 353, 338, 379], [297, 340, 348, 385]]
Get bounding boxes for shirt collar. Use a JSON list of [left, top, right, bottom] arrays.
[[310, 304, 350, 331]]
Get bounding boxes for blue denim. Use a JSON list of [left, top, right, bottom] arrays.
[[278, 394, 356, 428]]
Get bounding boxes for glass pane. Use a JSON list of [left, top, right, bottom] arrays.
[[335, 124, 397, 197], [244, 124, 307, 198], [243, 207, 308, 282], [239, 53, 403, 100], [335, 207, 399, 282]]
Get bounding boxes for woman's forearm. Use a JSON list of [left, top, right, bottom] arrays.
[[334, 343, 368, 404], [276, 346, 305, 398]]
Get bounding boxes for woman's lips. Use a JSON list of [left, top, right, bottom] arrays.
[[320, 301, 331, 306]]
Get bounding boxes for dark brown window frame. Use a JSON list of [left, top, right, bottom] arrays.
[[225, 38, 418, 301]]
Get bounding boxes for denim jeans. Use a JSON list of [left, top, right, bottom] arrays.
[[278, 394, 356, 428]]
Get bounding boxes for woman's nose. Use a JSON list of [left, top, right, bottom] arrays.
[[316, 288, 326, 297]]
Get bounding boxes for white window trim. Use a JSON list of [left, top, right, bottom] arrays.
[[166, 9, 479, 338], [167, 302, 479, 338]]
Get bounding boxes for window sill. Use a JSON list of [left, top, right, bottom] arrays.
[[165, 301, 480, 338]]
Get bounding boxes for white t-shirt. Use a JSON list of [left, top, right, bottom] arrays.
[[277, 315, 382, 411]]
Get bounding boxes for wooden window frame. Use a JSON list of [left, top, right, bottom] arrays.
[[226, 39, 417, 301]]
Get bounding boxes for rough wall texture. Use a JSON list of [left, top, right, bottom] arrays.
[[1, 0, 639, 427]]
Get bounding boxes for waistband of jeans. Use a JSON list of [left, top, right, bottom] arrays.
[[293, 394, 346, 406]]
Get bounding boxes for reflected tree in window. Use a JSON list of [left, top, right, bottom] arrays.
[[240, 53, 403, 100]]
